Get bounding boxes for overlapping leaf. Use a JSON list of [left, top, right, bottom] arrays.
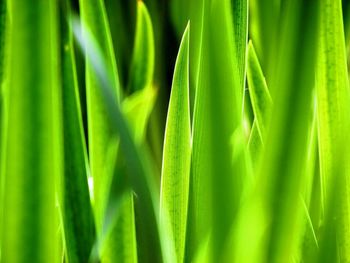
[[59, 2, 95, 262], [160, 23, 191, 263], [316, 0, 350, 261], [78, 0, 121, 233], [1, 1, 62, 262]]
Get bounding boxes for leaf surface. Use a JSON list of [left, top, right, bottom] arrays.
[[160, 23, 191, 263]]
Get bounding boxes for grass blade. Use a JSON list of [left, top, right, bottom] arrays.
[[230, 1, 320, 262], [246, 41, 272, 165], [316, 0, 350, 261], [72, 19, 164, 263], [100, 4, 156, 261], [188, 0, 248, 260], [1, 0, 62, 261], [160, 23, 191, 263], [78, 0, 121, 232], [100, 86, 158, 263], [247, 40, 272, 139], [101, 3, 157, 257], [232, 0, 248, 104], [123, 85, 158, 143], [60, 3, 95, 262], [128, 1, 154, 93], [0, 0, 8, 258]]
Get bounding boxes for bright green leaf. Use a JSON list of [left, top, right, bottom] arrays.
[[160, 23, 191, 263], [59, 2, 95, 262], [78, 0, 122, 234], [128, 1, 155, 93], [316, 0, 350, 261], [1, 1, 62, 262]]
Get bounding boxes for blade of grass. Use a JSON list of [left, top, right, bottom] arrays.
[[59, 2, 95, 262], [248, 0, 279, 80], [128, 1, 154, 94], [316, 0, 350, 261], [247, 40, 272, 140], [0, 0, 7, 258], [101, 4, 156, 262], [261, 2, 320, 261], [1, 0, 62, 261], [160, 23, 191, 263], [100, 85, 158, 263], [206, 0, 248, 259], [101, 3, 157, 259], [123, 85, 158, 143], [188, 0, 248, 261], [260, 1, 320, 261], [0, 0, 5, 85], [230, 1, 320, 262], [78, 0, 121, 233], [104, 0, 136, 87], [246, 40, 272, 165], [247, 122, 261, 163], [232, 0, 248, 109], [170, 0, 205, 113], [72, 19, 166, 263]]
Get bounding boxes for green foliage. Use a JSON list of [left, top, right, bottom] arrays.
[[1, 1, 62, 262], [160, 24, 191, 263], [0, 0, 349, 262]]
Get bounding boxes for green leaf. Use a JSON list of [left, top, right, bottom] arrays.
[[247, 41, 272, 140], [247, 121, 261, 163], [78, 0, 122, 233], [0, 0, 8, 257], [259, 2, 320, 261], [160, 23, 191, 263], [316, 0, 350, 261], [59, 3, 95, 262], [1, 1, 62, 262], [128, 1, 155, 93], [232, 0, 248, 100], [99, 3, 157, 261], [188, 0, 248, 261], [123, 85, 158, 143], [72, 19, 164, 263], [246, 41, 272, 165], [248, 0, 280, 80], [0, 0, 6, 84], [230, 1, 320, 262], [100, 68, 158, 263]]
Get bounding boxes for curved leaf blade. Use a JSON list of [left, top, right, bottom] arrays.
[[316, 0, 350, 261], [1, 1, 62, 262], [160, 23, 191, 263], [60, 3, 95, 262], [247, 40, 272, 140], [78, 0, 121, 233], [72, 19, 164, 263], [128, 1, 155, 93]]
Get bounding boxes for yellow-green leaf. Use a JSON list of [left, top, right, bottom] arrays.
[[160, 23, 191, 263], [128, 1, 155, 93], [1, 1, 62, 262], [60, 2, 95, 262], [317, 0, 350, 261], [78, 0, 121, 233], [247, 40, 272, 140]]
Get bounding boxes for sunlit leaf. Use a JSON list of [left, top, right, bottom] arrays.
[[78, 0, 121, 232], [72, 18, 164, 263], [247, 41, 272, 139], [316, 0, 350, 261], [128, 1, 155, 93], [1, 1, 62, 261], [160, 23, 191, 263], [59, 2, 95, 262]]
